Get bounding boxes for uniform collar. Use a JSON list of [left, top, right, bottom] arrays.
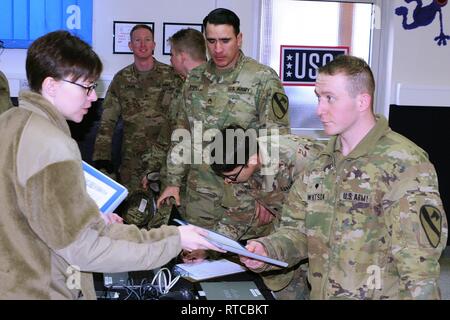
[[131, 58, 162, 75], [18, 90, 71, 136], [323, 114, 390, 159], [204, 50, 245, 82]]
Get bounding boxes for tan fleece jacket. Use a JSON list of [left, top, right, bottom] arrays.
[[0, 91, 182, 299]]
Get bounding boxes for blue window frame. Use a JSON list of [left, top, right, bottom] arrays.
[[0, 0, 93, 48]]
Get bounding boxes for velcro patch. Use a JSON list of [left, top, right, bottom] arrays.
[[419, 205, 442, 248], [272, 92, 289, 119], [307, 193, 325, 201], [189, 85, 201, 91], [340, 192, 370, 203], [228, 86, 251, 94]]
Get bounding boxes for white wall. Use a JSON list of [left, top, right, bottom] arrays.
[[1, 0, 449, 107], [0, 0, 259, 97], [390, 0, 450, 107]]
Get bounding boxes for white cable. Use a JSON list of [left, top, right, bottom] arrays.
[[151, 268, 181, 294]]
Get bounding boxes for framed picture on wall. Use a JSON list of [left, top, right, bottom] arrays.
[[162, 23, 203, 55], [113, 21, 155, 54]]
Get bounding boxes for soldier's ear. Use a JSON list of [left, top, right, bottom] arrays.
[[357, 93, 372, 113], [180, 51, 189, 63], [41, 77, 59, 98], [237, 32, 243, 49]]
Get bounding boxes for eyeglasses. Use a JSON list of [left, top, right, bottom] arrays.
[[218, 165, 245, 182], [62, 79, 97, 96]]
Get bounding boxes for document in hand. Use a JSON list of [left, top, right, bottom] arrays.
[[83, 161, 128, 214], [173, 219, 288, 268]]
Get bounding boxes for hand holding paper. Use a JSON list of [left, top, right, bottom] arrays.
[[178, 225, 226, 253], [174, 219, 288, 268], [181, 249, 207, 263], [240, 241, 268, 270]]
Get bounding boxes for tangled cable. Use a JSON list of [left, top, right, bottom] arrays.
[[101, 268, 181, 300]]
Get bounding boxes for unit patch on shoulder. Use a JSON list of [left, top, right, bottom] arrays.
[[419, 205, 442, 248], [272, 92, 289, 119]]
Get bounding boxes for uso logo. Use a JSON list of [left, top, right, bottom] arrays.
[[280, 46, 349, 86]]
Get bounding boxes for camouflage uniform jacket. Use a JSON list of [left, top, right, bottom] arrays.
[[165, 52, 290, 239], [246, 134, 325, 216], [159, 77, 185, 188], [217, 135, 324, 239], [166, 51, 290, 187], [93, 60, 181, 190], [257, 115, 448, 299], [0, 70, 13, 114]]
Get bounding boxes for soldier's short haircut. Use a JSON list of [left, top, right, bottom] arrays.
[[26, 30, 102, 93], [203, 8, 240, 36], [318, 55, 375, 101], [130, 24, 154, 40], [210, 125, 258, 175], [169, 28, 207, 62]]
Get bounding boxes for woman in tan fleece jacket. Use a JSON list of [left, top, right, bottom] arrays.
[[0, 30, 221, 300]]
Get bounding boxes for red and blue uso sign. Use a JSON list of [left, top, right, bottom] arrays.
[[280, 45, 349, 86]]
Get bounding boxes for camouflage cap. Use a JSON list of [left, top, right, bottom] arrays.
[[122, 190, 157, 227]]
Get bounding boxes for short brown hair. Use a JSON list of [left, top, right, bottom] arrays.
[[318, 55, 375, 100], [130, 24, 154, 40], [169, 28, 207, 62], [26, 30, 102, 93]]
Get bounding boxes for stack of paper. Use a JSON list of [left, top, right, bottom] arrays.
[[174, 259, 246, 281]]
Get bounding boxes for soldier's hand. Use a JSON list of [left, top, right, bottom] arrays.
[[178, 225, 226, 253], [240, 240, 268, 270], [141, 176, 149, 190], [181, 249, 207, 263], [157, 186, 180, 208], [255, 202, 275, 226]]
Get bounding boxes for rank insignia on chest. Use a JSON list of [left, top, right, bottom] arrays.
[[307, 180, 325, 201]]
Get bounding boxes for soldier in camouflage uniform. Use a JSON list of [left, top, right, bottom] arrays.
[[207, 127, 325, 299], [0, 70, 13, 114], [157, 8, 290, 244], [147, 28, 207, 228], [93, 24, 181, 227], [241, 55, 448, 299]]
